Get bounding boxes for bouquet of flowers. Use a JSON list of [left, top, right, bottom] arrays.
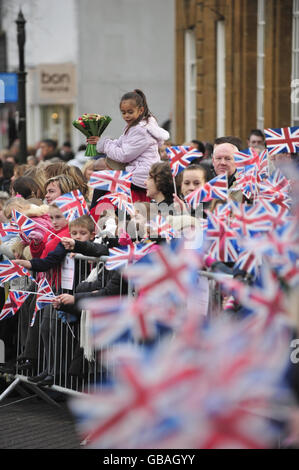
[[72, 113, 112, 156]]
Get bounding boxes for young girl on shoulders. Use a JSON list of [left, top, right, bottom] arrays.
[[87, 89, 169, 202]]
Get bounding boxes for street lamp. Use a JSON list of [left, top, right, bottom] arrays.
[[16, 9, 27, 163]]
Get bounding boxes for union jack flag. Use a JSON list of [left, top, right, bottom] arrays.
[[54, 189, 89, 221], [234, 147, 261, 168], [0, 260, 35, 286], [69, 313, 290, 449], [248, 220, 299, 270], [147, 214, 175, 240], [264, 126, 299, 155], [233, 164, 258, 200], [105, 241, 155, 271], [69, 343, 202, 449], [185, 173, 228, 208], [0, 290, 31, 321], [256, 199, 290, 229], [124, 240, 199, 304], [234, 249, 261, 278], [0, 222, 19, 238], [212, 202, 232, 222], [230, 201, 272, 237], [80, 296, 160, 347], [205, 211, 240, 262], [11, 209, 37, 241], [165, 146, 203, 176], [258, 192, 292, 211], [242, 264, 289, 327], [257, 149, 269, 180], [258, 169, 290, 196], [89, 170, 133, 195], [99, 192, 135, 217], [31, 277, 56, 326], [220, 263, 289, 328]]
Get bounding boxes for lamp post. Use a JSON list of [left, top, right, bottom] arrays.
[[16, 9, 27, 163]]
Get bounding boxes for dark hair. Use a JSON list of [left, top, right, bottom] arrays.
[[247, 129, 265, 141], [214, 136, 243, 151], [41, 139, 57, 149], [191, 140, 205, 154], [78, 144, 87, 151], [3, 161, 14, 179], [12, 176, 41, 199], [120, 89, 151, 133], [149, 161, 174, 200]]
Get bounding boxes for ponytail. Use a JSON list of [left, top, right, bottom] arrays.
[[133, 89, 151, 120], [120, 89, 152, 133]]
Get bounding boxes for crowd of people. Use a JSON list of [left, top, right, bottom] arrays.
[[0, 88, 298, 447]]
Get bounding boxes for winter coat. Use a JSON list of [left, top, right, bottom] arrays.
[[30, 225, 70, 290], [59, 239, 127, 317], [96, 116, 169, 188]]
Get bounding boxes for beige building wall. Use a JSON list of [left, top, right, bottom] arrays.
[[175, 0, 293, 146]]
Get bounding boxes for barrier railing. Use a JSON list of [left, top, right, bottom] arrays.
[[0, 258, 229, 402]]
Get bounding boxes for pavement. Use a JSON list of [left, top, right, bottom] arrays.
[[0, 377, 82, 450]]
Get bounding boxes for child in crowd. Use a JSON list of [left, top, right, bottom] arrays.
[[145, 161, 175, 209], [172, 163, 209, 218], [87, 89, 169, 203], [14, 214, 106, 385], [0, 196, 53, 260]]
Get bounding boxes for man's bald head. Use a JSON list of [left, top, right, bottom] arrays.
[[212, 143, 238, 176]]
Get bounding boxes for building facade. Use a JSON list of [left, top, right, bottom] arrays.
[[0, 0, 175, 151], [175, 0, 295, 147]]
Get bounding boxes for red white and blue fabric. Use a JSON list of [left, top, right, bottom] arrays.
[[89, 170, 133, 195], [69, 312, 289, 449], [234, 249, 261, 278], [105, 242, 155, 271], [79, 296, 159, 348], [258, 169, 290, 196], [147, 215, 175, 240], [230, 201, 272, 237], [234, 147, 261, 168], [212, 202, 232, 222], [0, 260, 35, 286], [124, 240, 199, 304], [257, 149, 269, 180], [240, 264, 289, 326], [0, 290, 31, 321], [165, 146, 203, 176], [233, 165, 258, 200], [54, 189, 89, 221], [100, 192, 135, 217], [0, 222, 19, 238], [185, 173, 228, 208], [250, 220, 299, 270], [205, 211, 240, 262], [256, 199, 290, 229], [11, 209, 37, 241], [31, 277, 56, 326], [264, 126, 299, 155]]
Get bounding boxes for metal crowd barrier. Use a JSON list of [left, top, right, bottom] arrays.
[[0, 257, 229, 404]]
